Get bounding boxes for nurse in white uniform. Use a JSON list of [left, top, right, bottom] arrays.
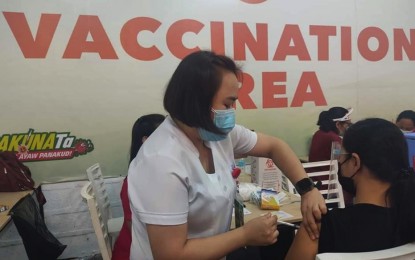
[[128, 50, 326, 259]]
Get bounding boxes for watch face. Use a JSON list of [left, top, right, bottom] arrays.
[[296, 178, 314, 195]]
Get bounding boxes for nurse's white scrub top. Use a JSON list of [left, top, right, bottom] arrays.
[[128, 117, 257, 260]]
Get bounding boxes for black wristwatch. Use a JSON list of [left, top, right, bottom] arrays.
[[294, 177, 316, 196]]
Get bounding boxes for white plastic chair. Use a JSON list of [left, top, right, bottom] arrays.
[[81, 182, 112, 260], [282, 160, 345, 209], [304, 160, 345, 209], [84, 164, 123, 256], [315, 242, 415, 260]]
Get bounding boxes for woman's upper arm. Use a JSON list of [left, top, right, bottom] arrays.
[[248, 133, 307, 181], [247, 133, 280, 158], [147, 223, 188, 259], [247, 132, 298, 162], [285, 224, 319, 260], [230, 125, 257, 155]]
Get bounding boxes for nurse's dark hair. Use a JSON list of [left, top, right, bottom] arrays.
[[130, 114, 165, 163], [163, 50, 241, 134], [317, 107, 348, 133], [342, 118, 415, 243]]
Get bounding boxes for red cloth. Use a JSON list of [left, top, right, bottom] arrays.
[[309, 130, 341, 162], [111, 178, 132, 260]]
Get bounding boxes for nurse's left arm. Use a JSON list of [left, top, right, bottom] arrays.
[[246, 133, 327, 240]]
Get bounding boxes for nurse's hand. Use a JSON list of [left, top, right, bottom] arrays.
[[300, 188, 327, 240], [242, 213, 279, 246]]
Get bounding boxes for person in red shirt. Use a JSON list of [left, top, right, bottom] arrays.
[[309, 107, 352, 162], [308, 107, 353, 206], [111, 114, 165, 260]]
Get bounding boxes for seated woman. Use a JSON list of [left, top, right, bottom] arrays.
[[286, 118, 415, 260], [396, 110, 415, 133], [308, 107, 353, 205], [308, 107, 352, 162], [111, 114, 165, 260]]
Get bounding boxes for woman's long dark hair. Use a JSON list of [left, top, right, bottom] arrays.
[[129, 114, 165, 163], [342, 118, 415, 244], [317, 107, 349, 133]]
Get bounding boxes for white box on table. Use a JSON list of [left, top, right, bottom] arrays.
[[250, 157, 283, 192]]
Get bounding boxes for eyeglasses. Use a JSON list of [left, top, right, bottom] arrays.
[[332, 148, 350, 160], [333, 108, 353, 122], [339, 153, 352, 166]]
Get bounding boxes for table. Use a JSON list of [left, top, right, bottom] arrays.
[[244, 193, 301, 222], [231, 173, 302, 228], [230, 179, 302, 259], [0, 190, 33, 231], [231, 192, 302, 229]]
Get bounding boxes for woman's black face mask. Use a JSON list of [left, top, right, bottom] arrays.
[[338, 155, 357, 196]]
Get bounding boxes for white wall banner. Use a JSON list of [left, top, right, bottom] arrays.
[[1, 0, 414, 182]]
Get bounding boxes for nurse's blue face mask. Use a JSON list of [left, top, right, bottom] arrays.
[[198, 108, 236, 141]]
